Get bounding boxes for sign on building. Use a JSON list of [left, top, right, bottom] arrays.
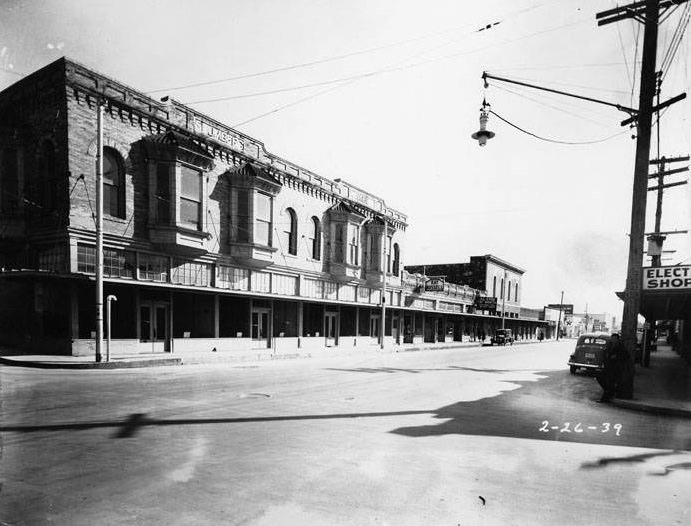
[[643, 265, 691, 290], [424, 277, 445, 292], [474, 296, 497, 311]]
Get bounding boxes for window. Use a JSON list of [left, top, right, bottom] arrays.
[[334, 224, 345, 263], [237, 189, 250, 243], [392, 243, 400, 276], [515, 283, 519, 302], [348, 224, 359, 265], [180, 165, 202, 229], [386, 235, 392, 273], [77, 244, 96, 274], [284, 208, 297, 255], [501, 278, 504, 299], [492, 276, 497, 297], [138, 253, 169, 282], [103, 148, 125, 218], [310, 216, 321, 260], [156, 163, 171, 224], [254, 192, 272, 246], [0, 148, 19, 214]]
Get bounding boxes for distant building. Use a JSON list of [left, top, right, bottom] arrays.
[[406, 255, 525, 319]]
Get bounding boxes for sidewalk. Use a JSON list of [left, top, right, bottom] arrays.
[[612, 344, 691, 418]]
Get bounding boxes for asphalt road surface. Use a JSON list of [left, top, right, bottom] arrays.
[[1, 340, 689, 525]]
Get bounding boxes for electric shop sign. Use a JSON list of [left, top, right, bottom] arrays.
[[643, 265, 691, 290]]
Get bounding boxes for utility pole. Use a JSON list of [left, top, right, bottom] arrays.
[[380, 216, 387, 350], [596, 0, 688, 398], [501, 270, 507, 330], [556, 291, 564, 341]]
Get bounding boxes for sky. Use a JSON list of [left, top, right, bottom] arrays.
[[1, 0, 689, 320]]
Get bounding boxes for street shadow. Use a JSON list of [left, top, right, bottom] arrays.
[[390, 370, 691, 451], [3, 370, 689, 451], [580, 451, 679, 469]]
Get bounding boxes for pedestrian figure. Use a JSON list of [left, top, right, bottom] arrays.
[[596, 333, 628, 403], [538, 331, 544, 342]]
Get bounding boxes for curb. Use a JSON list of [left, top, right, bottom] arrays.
[[611, 399, 691, 419], [0, 356, 183, 369]]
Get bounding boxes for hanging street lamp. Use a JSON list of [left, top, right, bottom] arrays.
[[471, 100, 495, 147]]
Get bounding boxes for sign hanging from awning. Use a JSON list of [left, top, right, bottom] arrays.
[[643, 265, 691, 290]]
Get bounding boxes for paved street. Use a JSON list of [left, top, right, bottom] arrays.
[[1, 341, 690, 525]]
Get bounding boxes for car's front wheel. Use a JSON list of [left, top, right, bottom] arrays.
[[569, 365, 577, 375]]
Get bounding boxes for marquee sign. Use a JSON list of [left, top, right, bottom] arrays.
[[643, 265, 691, 290]]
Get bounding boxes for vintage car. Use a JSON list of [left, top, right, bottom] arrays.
[[568, 332, 610, 374], [490, 328, 514, 346]]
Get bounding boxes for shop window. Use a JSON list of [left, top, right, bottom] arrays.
[[310, 216, 321, 260], [180, 165, 202, 230], [284, 207, 298, 255], [254, 192, 273, 246], [103, 148, 125, 218], [0, 148, 19, 214]]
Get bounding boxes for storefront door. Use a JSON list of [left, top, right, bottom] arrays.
[[325, 311, 338, 347], [140, 302, 170, 352], [251, 308, 271, 349]]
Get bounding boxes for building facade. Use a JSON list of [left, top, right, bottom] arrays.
[[406, 255, 525, 320], [0, 58, 547, 358]]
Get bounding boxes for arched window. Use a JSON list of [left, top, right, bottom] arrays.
[[103, 148, 125, 218], [392, 243, 400, 276], [492, 276, 497, 297], [310, 216, 321, 260], [284, 208, 297, 255], [500, 278, 504, 299]]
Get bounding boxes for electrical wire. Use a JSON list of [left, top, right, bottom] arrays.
[[227, 15, 595, 128], [146, 0, 557, 95], [488, 109, 629, 145], [660, 4, 691, 83], [492, 84, 620, 129]]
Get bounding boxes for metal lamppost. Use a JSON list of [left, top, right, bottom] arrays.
[[106, 294, 117, 362]]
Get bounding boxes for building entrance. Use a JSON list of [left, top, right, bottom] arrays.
[[251, 307, 271, 349], [140, 302, 170, 352], [325, 311, 338, 347]]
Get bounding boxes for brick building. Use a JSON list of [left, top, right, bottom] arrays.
[[0, 58, 547, 358]]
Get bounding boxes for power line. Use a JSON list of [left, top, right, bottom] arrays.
[[227, 15, 595, 128], [147, 0, 556, 95], [489, 109, 628, 145], [492, 83, 621, 129]]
